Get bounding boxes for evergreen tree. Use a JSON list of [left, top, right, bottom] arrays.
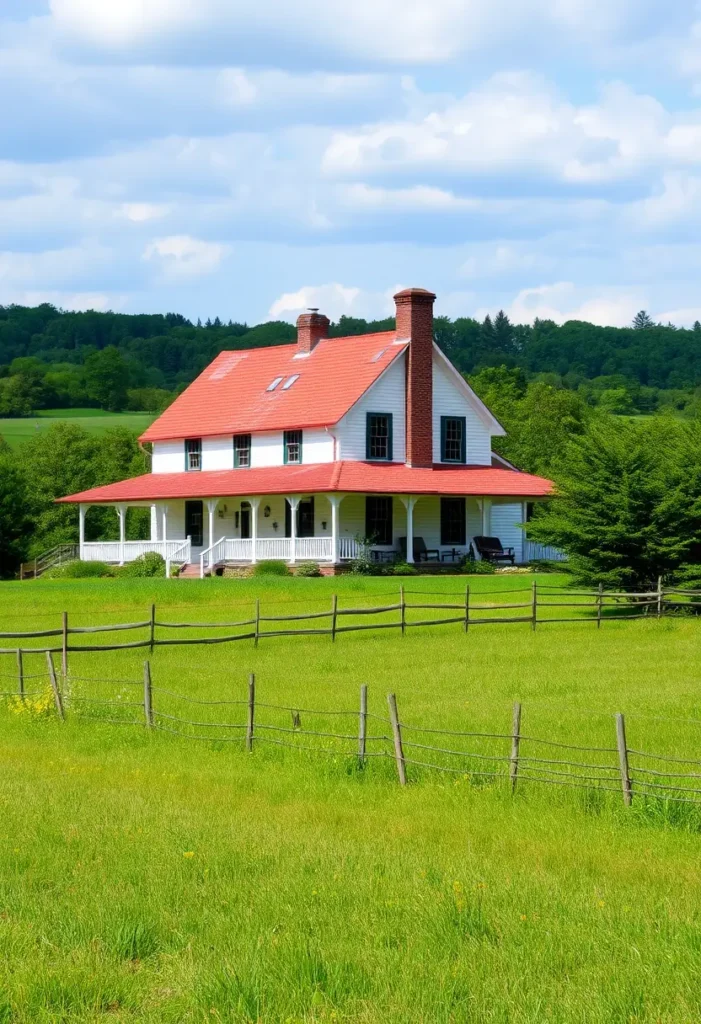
[[632, 310, 655, 330], [480, 314, 496, 347], [493, 310, 514, 353]]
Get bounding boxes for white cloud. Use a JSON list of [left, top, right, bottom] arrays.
[[459, 244, 554, 279], [491, 282, 641, 326], [142, 234, 229, 276], [268, 283, 395, 322], [118, 202, 169, 223]]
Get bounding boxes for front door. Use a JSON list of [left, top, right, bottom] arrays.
[[185, 500, 204, 548], [240, 502, 251, 539], [285, 497, 315, 538]]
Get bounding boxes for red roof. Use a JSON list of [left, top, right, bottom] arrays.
[[140, 331, 403, 442], [58, 462, 553, 504]]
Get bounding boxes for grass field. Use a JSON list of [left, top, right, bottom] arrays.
[[2, 574, 701, 1022], [0, 408, 155, 448]]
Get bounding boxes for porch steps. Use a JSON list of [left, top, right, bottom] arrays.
[[178, 563, 203, 579]]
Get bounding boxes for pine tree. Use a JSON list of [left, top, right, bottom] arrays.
[[632, 310, 655, 330], [480, 314, 496, 346], [493, 310, 514, 353], [693, 321, 701, 333]]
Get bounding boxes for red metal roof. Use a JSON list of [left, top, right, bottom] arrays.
[[140, 331, 403, 442], [58, 462, 553, 504]]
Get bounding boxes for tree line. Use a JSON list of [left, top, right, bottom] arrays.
[[2, 302, 701, 416]]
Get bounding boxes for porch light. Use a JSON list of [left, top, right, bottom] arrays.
[[263, 505, 271, 517], [321, 521, 327, 530], [272, 521, 279, 531]]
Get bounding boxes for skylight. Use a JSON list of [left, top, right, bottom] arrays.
[[266, 376, 284, 392], [371, 348, 387, 362], [281, 374, 300, 390]]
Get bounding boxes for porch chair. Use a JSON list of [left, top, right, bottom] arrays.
[[399, 536, 440, 563], [473, 536, 516, 565]]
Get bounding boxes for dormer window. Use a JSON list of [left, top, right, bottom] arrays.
[[366, 413, 393, 461], [267, 376, 284, 392], [185, 438, 202, 471]]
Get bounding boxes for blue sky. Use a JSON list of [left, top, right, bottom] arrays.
[[3, 1, 701, 326]]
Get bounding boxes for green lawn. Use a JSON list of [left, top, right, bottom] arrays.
[[0, 408, 155, 448], [1, 574, 701, 1022]]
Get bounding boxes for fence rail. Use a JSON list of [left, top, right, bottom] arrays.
[[1, 581, 699, 659], [5, 657, 701, 814]]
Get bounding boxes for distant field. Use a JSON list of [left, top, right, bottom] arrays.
[[0, 408, 155, 448], [1, 575, 701, 1022]]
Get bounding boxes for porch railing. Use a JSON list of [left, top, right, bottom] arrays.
[[200, 537, 227, 578], [166, 538, 191, 578], [525, 540, 568, 563], [82, 540, 190, 564], [339, 537, 361, 560]]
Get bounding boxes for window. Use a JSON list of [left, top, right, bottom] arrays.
[[440, 497, 466, 546], [185, 438, 201, 471], [283, 430, 303, 465], [441, 416, 466, 463], [365, 496, 393, 546], [282, 374, 300, 390], [267, 376, 284, 392], [366, 413, 393, 461], [233, 433, 251, 468], [285, 497, 315, 538]]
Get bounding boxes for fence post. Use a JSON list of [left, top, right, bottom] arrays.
[[597, 583, 603, 629], [464, 585, 470, 633], [358, 684, 367, 766], [400, 585, 405, 636], [16, 649, 24, 697], [254, 599, 260, 647], [531, 580, 537, 631], [331, 594, 338, 642], [509, 701, 522, 795], [615, 713, 632, 806], [46, 651, 65, 720], [246, 673, 255, 752], [149, 603, 156, 653], [387, 693, 407, 785], [657, 576, 663, 619], [143, 660, 153, 728], [61, 611, 68, 679]]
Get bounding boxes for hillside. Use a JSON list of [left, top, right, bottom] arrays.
[[1, 303, 701, 418]]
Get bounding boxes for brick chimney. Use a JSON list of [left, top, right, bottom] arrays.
[[395, 287, 436, 468], [296, 308, 329, 355]]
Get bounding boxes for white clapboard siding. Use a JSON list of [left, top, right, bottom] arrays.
[[432, 357, 492, 466], [336, 353, 406, 462], [152, 440, 185, 474], [202, 435, 234, 471], [489, 502, 526, 562]]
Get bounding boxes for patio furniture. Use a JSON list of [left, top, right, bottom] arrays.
[[399, 536, 440, 563], [473, 536, 516, 565], [441, 548, 464, 563]]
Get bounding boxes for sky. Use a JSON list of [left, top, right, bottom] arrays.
[[4, 1, 701, 327]]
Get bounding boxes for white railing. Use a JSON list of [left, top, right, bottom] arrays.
[[256, 537, 292, 561], [222, 538, 254, 562], [525, 540, 568, 563], [339, 537, 361, 560], [296, 537, 333, 561], [200, 537, 227, 578], [82, 540, 189, 564], [166, 537, 191, 577]]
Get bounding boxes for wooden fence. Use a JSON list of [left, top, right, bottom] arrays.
[[2, 655, 700, 810], [1, 582, 699, 664]]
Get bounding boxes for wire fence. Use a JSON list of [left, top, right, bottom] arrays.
[[1, 581, 698, 662], [4, 652, 701, 812]]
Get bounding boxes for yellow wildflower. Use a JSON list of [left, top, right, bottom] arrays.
[[183, 851, 195, 859]]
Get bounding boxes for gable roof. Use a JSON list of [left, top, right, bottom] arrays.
[[140, 331, 403, 443]]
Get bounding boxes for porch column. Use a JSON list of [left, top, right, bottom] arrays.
[[521, 500, 528, 563], [329, 494, 342, 564], [116, 504, 127, 566], [250, 498, 260, 564], [399, 496, 418, 563], [150, 505, 158, 541], [481, 498, 492, 538], [206, 499, 219, 552], [161, 505, 168, 542], [287, 496, 299, 565], [78, 504, 86, 560]]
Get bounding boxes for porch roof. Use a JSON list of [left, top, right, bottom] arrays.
[[57, 461, 553, 504]]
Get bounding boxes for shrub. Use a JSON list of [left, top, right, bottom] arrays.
[[252, 560, 291, 577], [349, 554, 386, 576], [295, 561, 321, 578], [392, 561, 417, 576], [42, 560, 116, 579], [466, 560, 496, 575], [119, 552, 166, 578]]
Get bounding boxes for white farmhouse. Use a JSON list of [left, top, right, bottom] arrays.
[[59, 288, 553, 575]]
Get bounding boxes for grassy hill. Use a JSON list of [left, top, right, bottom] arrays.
[[0, 408, 155, 449], [1, 574, 700, 1022]]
